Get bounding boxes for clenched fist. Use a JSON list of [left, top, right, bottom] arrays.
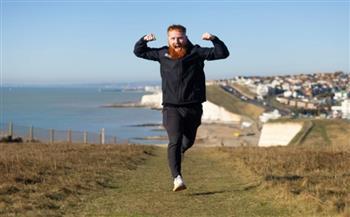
[[144, 34, 156, 42], [201, 32, 216, 41]]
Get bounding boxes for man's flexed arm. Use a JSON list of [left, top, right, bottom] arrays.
[[198, 33, 230, 60], [134, 33, 160, 61]]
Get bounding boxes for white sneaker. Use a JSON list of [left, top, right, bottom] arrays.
[[173, 175, 187, 192]]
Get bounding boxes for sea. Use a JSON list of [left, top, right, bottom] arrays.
[[0, 86, 166, 144]]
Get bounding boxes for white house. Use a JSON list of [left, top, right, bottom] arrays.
[[331, 99, 350, 119]]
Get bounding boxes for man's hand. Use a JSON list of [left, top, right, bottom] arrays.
[[144, 34, 156, 42], [201, 32, 216, 41]]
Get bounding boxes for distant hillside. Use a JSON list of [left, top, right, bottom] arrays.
[[270, 118, 350, 147], [206, 85, 265, 121]]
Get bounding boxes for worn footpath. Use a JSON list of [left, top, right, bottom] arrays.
[[65, 146, 316, 217]]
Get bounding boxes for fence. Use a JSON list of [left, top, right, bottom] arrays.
[[0, 122, 128, 145]]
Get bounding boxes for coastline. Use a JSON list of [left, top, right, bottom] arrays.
[[106, 90, 245, 123], [130, 122, 261, 147], [101, 102, 161, 110], [103, 90, 260, 146]]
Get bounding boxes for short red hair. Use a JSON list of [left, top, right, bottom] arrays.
[[167, 24, 186, 34]]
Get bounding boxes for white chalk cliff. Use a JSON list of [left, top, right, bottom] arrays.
[[140, 92, 163, 108], [140, 92, 241, 123], [258, 122, 303, 146]]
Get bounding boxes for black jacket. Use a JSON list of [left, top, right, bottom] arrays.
[[134, 36, 229, 106]]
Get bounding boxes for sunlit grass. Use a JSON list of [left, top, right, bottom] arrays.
[[0, 142, 154, 216]]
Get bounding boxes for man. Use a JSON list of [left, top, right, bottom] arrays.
[[134, 24, 229, 192]]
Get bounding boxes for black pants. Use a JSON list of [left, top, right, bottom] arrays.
[[162, 104, 203, 178]]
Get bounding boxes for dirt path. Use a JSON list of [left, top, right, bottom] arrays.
[[66, 146, 304, 217]]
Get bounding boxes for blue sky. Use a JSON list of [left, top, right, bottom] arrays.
[[1, 0, 349, 85]]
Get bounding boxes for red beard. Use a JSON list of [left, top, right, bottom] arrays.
[[168, 46, 187, 59]]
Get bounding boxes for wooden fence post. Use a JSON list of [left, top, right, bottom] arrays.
[[100, 128, 105, 144], [83, 131, 88, 144], [113, 136, 117, 145], [29, 126, 34, 141], [8, 122, 13, 138], [50, 129, 54, 144], [67, 129, 72, 143]]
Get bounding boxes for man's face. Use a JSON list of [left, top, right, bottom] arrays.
[[167, 30, 187, 50]]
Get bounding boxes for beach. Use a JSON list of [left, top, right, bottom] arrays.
[[195, 123, 260, 147]]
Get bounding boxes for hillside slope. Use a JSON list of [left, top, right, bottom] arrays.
[[269, 118, 350, 147], [206, 85, 265, 121]]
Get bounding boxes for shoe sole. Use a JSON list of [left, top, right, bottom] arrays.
[[173, 184, 187, 192]]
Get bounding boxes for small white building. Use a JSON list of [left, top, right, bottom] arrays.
[[334, 91, 348, 101], [331, 99, 350, 119], [292, 91, 300, 98], [271, 79, 281, 88], [283, 90, 293, 98], [256, 84, 269, 97], [259, 109, 281, 123], [341, 99, 350, 119], [281, 82, 290, 91]]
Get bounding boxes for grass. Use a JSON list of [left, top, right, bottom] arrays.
[[288, 120, 314, 146], [219, 145, 350, 216], [206, 85, 265, 121], [302, 119, 350, 147], [66, 147, 312, 217], [0, 142, 154, 217], [266, 96, 291, 111], [1, 141, 349, 216], [230, 83, 257, 99]]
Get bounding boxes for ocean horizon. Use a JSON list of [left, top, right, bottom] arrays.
[[0, 86, 166, 144]]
